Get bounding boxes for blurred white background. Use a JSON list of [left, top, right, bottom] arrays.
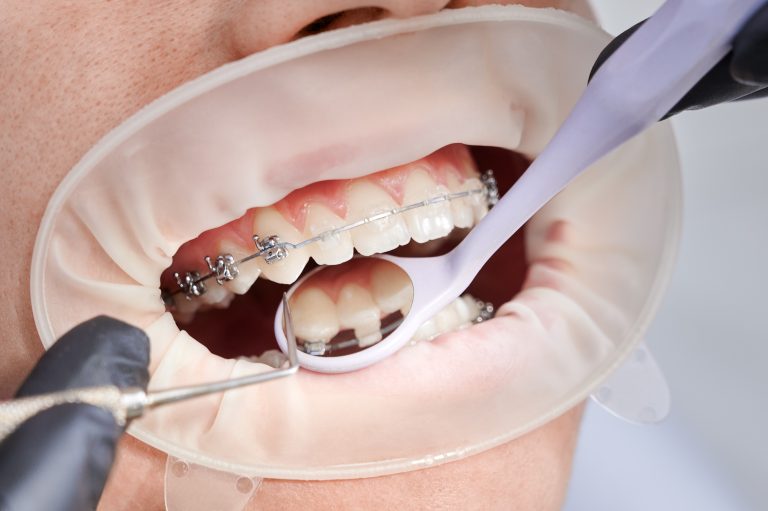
[[565, 2, 768, 510]]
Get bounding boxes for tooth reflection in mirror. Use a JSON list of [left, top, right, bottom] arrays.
[[286, 258, 414, 357]]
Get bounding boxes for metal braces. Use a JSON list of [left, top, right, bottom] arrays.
[[472, 300, 496, 323], [299, 300, 496, 356], [164, 170, 499, 303]]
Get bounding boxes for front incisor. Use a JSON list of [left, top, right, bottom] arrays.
[[370, 261, 413, 316], [336, 283, 382, 339], [291, 287, 340, 343], [402, 169, 454, 243]]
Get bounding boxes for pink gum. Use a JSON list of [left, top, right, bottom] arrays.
[[274, 143, 476, 231]]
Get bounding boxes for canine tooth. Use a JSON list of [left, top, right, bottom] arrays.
[[291, 287, 340, 343], [219, 241, 261, 295], [370, 261, 413, 315], [402, 170, 454, 243], [336, 283, 381, 341], [304, 203, 354, 265], [251, 208, 310, 284], [347, 181, 410, 256]]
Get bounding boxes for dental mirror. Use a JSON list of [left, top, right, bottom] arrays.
[[276, 0, 763, 372], [280, 258, 414, 359]]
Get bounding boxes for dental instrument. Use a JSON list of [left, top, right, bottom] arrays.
[[274, 0, 768, 373], [591, 6, 768, 120], [0, 294, 299, 444]]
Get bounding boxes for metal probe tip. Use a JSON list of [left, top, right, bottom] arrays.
[[282, 292, 299, 368], [131, 299, 300, 416]]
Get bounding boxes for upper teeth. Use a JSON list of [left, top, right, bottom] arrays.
[[164, 169, 497, 306]]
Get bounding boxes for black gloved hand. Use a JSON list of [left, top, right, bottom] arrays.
[[0, 316, 150, 511], [591, 2, 768, 119]]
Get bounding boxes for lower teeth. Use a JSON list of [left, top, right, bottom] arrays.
[[408, 294, 494, 345], [240, 294, 495, 366], [297, 293, 495, 357]]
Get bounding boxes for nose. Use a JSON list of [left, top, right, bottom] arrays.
[[229, 0, 452, 57]]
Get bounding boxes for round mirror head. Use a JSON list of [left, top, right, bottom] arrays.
[[287, 258, 414, 357]]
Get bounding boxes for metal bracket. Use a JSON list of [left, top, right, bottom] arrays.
[[205, 254, 240, 284]]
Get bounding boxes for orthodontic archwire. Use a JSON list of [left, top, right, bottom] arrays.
[[162, 170, 499, 305]]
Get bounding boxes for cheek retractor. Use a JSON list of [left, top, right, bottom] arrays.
[[276, 0, 767, 373]]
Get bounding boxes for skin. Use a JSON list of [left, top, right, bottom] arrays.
[[0, 1, 590, 509]]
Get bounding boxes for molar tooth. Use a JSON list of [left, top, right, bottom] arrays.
[[219, 241, 261, 295], [370, 261, 413, 316], [402, 170, 454, 243], [252, 208, 310, 284], [347, 181, 410, 256], [336, 283, 382, 343], [304, 203, 354, 265], [290, 287, 340, 343]]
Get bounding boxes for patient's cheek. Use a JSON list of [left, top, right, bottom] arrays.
[[99, 405, 583, 510]]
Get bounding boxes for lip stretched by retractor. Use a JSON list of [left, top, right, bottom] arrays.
[[30, 6, 682, 479]]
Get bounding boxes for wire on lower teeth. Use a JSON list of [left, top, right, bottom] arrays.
[[300, 300, 496, 356], [163, 170, 499, 304]]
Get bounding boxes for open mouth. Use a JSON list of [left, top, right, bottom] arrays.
[[31, 6, 682, 478], [161, 144, 529, 364]]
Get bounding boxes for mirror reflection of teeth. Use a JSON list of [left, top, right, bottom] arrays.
[[163, 170, 498, 305], [297, 294, 495, 357]]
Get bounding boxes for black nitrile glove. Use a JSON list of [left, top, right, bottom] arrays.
[[591, 2, 768, 119], [0, 316, 150, 511]]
